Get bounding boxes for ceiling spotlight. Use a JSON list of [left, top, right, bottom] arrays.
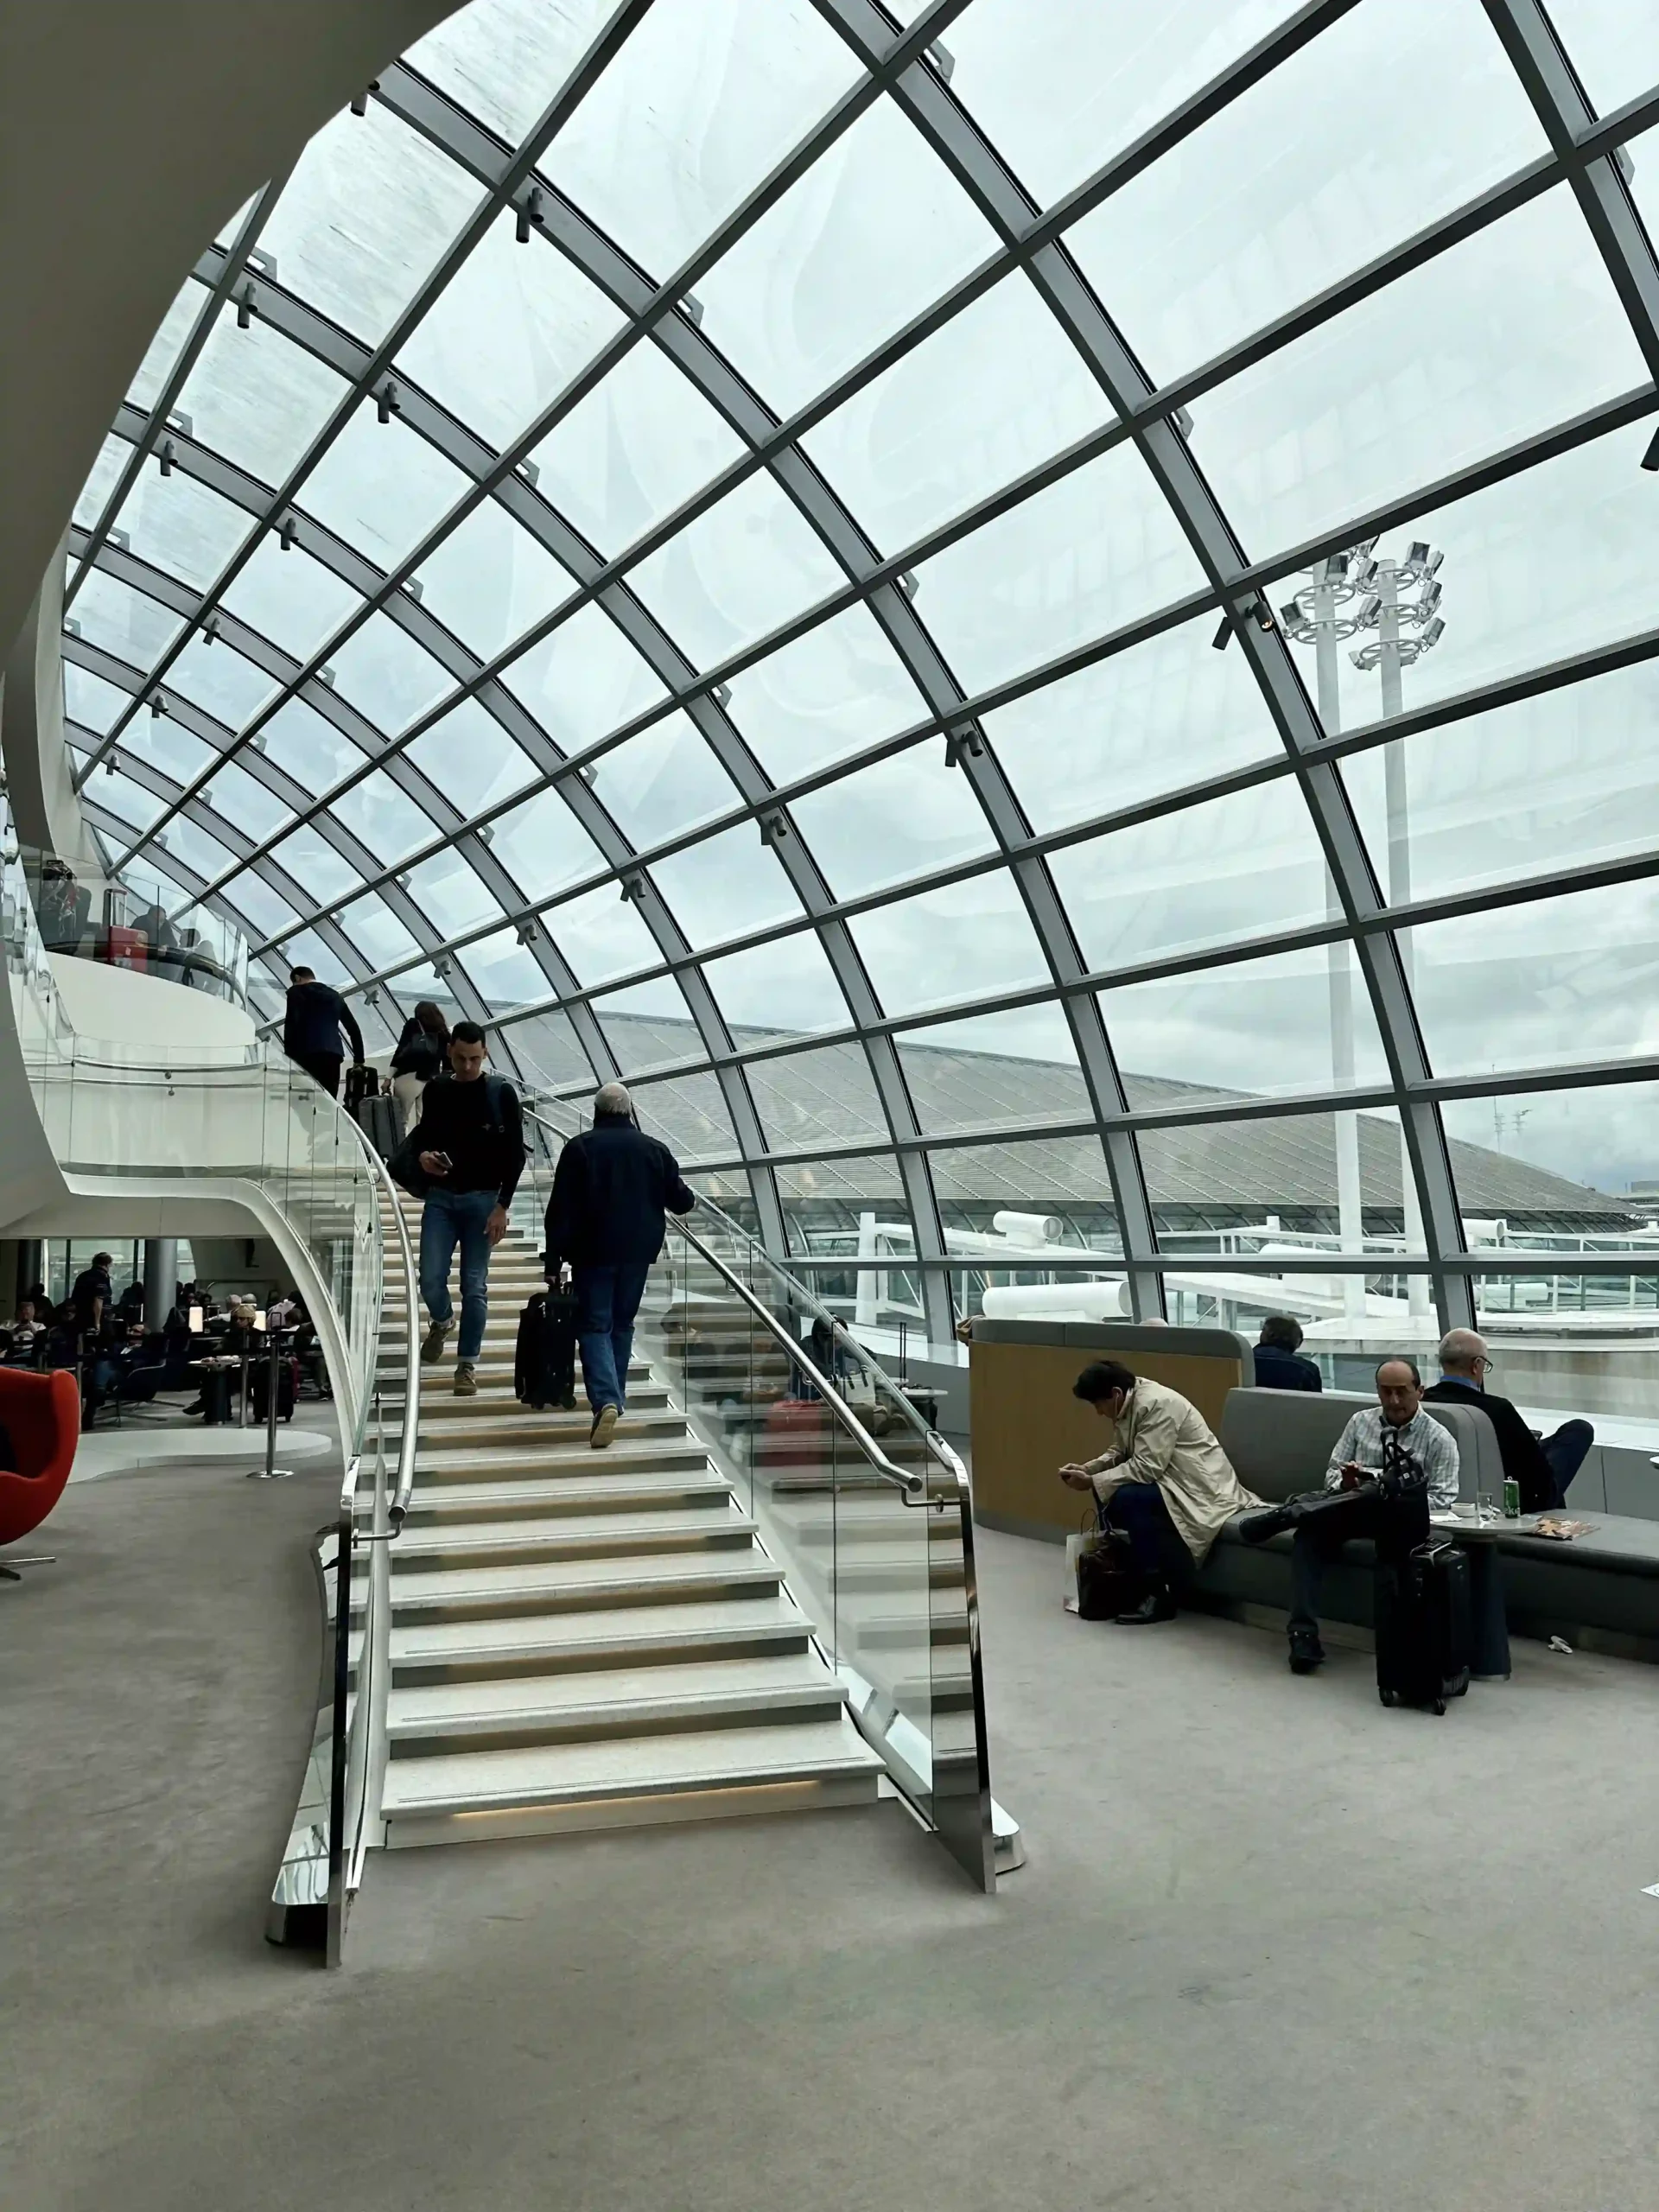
[[1211, 615, 1234, 652], [235, 283, 257, 330], [1641, 425, 1659, 472], [278, 514, 298, 551], [376, 379, 401, 424], [158, 440, 175, 478], [515, 188, 543, 245]]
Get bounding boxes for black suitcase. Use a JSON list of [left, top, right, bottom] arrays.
[[356, 1091, 400, 1159], [1375, 1541, 1472, 1713], [515, 1288, 578, 1410], [250, 1351, 299, 1423], [344, 1062, 378, 1114]]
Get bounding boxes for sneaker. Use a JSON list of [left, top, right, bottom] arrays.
[[453, 1360, 478, 1397], [1114, 1585, 1178, 1625], [1288, 1629, 1325, 1675], [590, 1402, 620, 1450], [421, 1319, 451, 1365]]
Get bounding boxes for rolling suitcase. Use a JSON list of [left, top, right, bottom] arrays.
[[356, 1090, 399, 1159], [1375, 1541, 1471, 1713], [344, 1062, 378, 1115], [515, 1288, 578, 1410], [250, 1351, 299, 1424]]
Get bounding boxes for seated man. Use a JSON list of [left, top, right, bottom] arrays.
[[1422, 1329, 1591, 1512], [1253, 1313, 1322, 1392], [1241, 1357, 1459, 1675], [1059, 1359, 1262, 1625]]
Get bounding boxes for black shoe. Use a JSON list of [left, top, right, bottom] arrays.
[[1238, 1504, 1295, 1547], [1114, 1586, 1178, 1625], [1288, 1630, 1325, 1675]]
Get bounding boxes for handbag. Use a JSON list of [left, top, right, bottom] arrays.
[[1074, 1514, 1147, 1622]]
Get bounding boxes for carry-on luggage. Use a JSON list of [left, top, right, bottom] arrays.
[[1375, 1540, 1472, 1713], [250, 1351, 300, 1424], [1075, 1526, 1147, 1622], [343, 1061, 378, 1115], [515, 1288, 578, 1410], [355, 1090, 399, 1159], [758, 1397, 830, 1471]]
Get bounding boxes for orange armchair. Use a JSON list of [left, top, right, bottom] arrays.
[[0, 1367, 79, 1577]]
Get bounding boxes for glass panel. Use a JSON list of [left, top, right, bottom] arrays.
[[219, 871, 302, 939], [914, 441, 1209, 694], [268, 824, 364, 908], [590, 715, 738, 847], [1441, 1084, 1656, 1230], [898, 1001, 1091, 1135], [749, 1039, 888, 1152], [1402, 878, 1659, 1078], [173, 315, 346, 488], [413, 498, 574, 660], [1196, 187, 1649, 558], [775, 1149, 906, 1258], [336, 890, 424, 971], [512, 1006, 598, 1089], [258, 101, 480, 347], [382, 959, 462, 1020], [118, 712, 216, 787], [1141, 1104, 1415, 1241], [220, 535, 364, 660], [397, 209, 627, 454], [788, 745, 995, 901], [628, 466, 846, 671], [1466, 1265, 1659, 1436], [260, 696, 366, 791], [726, 601, 925, 782], [1049, 779, 1332, 973], [592, 975, 704, 1073], [1343, 663, 1659, 908], [988, 613, 1282, 836], [1547, 1, 1659, 112], [329, 772, 436, 865], [542, 880, 659, 983], [702, 929, 851, 1040], [402, 848, 501, 939], [302, 404, 474, 571], [63, 662, 135, 734], [459, 924, 548, 1009], [943, 0, 1312, 208], [649, 823, 804, 947], [73, 570, 185, 671], [106, 466, 254, 590], [624, 1069, 737, 1163], [1101, 942, 1389, 1104], [129, 276, 205, 412], [1275, 424, 1659, 737], [152, 813, 238, 884], [491, 785, 607, 900], [406, 0, 614, 144], [930, 1134, 1117, 1228], [698, 95, 1000, 418], [197, 761, 291, 842], [327, 612, 454, 733], [73, 434, 129, 528], [528, 339, 747, 556], [546, 0, 859, 275], [280, 927, 353, 986], [501, 601, 668, 750], [1065, 0, 1546, 386], [164, 635, 278, 728], [802, 270, 1113, 553], [404, 696, 540, 814], [86, 772, 161, 840], [849, 874, 1051, 1018]]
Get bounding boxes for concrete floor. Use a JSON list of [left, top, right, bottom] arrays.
[[5, 1458, 1659, 2212]]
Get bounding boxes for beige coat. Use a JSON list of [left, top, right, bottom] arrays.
[[1085, 1376, 1262, 1561]]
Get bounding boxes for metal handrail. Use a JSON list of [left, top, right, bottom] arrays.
[[346, 1129, 421, 1531]]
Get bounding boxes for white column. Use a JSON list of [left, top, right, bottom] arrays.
[[1313, 566, 1368, 1326], [855, 1210, 879, 1328], [1377, 566, 1432, 1323]]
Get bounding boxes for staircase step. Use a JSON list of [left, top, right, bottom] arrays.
[[406, 1472, 737, 1522], [414, 1408, 683, 1448], [388, 1652, 847, 1755], [413, 1440, 710, 1483], [390, 1589, 816, 1681], [390, 1545, 784, 1624], [393, 1507, 755, 1572], [379, 1714, 883, 1846]]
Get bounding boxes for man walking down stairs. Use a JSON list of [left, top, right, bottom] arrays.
[[374, 1206, 884, 1847], [543, 1082, 696, 1450]]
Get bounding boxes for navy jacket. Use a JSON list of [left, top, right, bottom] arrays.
[[545, 1113, 696, 1268], [283, 979, 364, 1063], [1253, 1344, 1323, 1392]]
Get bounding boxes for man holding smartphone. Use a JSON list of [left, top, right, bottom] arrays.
[[405, 1022, 524, 1397]]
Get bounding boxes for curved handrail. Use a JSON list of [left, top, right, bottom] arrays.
[[343, 1132, 420, 1532]]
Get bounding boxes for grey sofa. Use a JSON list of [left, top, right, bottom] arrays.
[[1196, 1388, 1659, 1659]]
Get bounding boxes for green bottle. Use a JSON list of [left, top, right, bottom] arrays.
[[1502, 1474, 1521, 1519]]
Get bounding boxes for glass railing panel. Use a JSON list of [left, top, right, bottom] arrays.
[[17, 842, 249, 1005]]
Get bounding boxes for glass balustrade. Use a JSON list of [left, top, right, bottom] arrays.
[[16, 838, 248, 1003]]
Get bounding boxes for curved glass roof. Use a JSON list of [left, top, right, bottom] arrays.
[[60, 0, 1659, 1336]]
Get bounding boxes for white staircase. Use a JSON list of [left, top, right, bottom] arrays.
[[372, 1207, 885, 1849]]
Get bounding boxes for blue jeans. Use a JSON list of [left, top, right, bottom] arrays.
[[419, 1187, 498, 1362], [574, 1261, 650, 1414]]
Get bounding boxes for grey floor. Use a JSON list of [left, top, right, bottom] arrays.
[[5, 1452, 1659, 2212]]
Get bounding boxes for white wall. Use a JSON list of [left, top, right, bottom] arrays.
[[48, 953, 255, 1051]]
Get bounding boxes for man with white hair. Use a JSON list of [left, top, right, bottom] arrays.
[[1422, 1328, 1592, 1512], [544, 1082, 696, 1448]]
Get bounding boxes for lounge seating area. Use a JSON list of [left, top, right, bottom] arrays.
[[969, 1320, 1659, 1670]]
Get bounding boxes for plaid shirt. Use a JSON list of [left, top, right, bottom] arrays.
[[1324, 1406, 1459, 1510]]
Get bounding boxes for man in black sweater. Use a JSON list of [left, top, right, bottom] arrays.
[[1423, 1328, 1592, 1511], [1252, 1313, 1323, 1392], [545, 1083, 695, 1448], [283, 966, 365, 1098], [409, 1024, 525, 1397]]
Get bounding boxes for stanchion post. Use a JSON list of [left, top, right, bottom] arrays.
[[247, 1322, 294, 1479]]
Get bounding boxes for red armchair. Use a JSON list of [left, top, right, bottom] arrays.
[[0, 1367, 79, 1578]]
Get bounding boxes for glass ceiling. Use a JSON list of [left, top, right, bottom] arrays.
[[58, 0, 1659, 1339]]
